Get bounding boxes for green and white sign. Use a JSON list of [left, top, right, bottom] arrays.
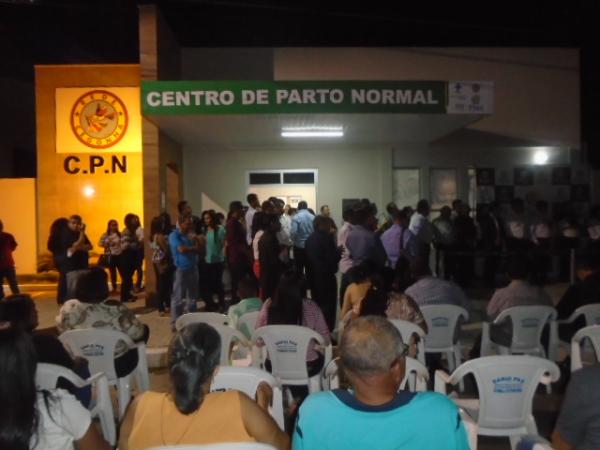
[[141, 80, 493, 115]]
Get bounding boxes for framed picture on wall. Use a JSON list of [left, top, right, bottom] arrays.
[[552, 167, 571, 185], [476, 168, 495, 186], [430, 168, 457, 210], [393, 168, 420, 209], [514, 167, 534, 186]]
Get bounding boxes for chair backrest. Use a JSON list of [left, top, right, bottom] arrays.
[[175, 312, 229, 331], [420, 305, 469, 350], [321, 356, 428, 393], [251, 325, 328, 383], [571, 304, 600, 326], [570, 325, 600, 371], [36, 362, 87, 390], [446, 356, 560, 431], [495, 306, 556, 353], [236, 311, 260, 340], [210, 324, 250, 365], [59, 328, 134, 381], [388, 319, 426, 364], [210, 366, 284, 430]]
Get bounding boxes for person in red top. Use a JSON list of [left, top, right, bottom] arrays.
[[0, 220, 19, 299]]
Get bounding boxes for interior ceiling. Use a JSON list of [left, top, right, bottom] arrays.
[[149, 113, 482, 147]]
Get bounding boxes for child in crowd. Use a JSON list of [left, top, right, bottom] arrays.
[[227, 276, 263, 340]]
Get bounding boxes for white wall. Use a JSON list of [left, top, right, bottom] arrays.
[[273, 47, 580, 148], [183, 145, 392, 226]]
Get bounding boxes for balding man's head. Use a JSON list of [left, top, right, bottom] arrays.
[[340, 316, 406, 377]]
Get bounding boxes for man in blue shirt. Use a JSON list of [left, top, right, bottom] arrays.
[[291, 201, 314, 278], [169, 216, 201, 325], [381, 209, 418, 268], [345, 204, 386, 270], [293, 316, 469, 450]]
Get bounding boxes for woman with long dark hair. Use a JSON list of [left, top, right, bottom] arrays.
[[47, 217, 70, 304], [119, 323, 288, 450], [0, 326, 109, 450], [119, 213, 142, 303], [258, 213, 283, 301], [255, 270, 330, 376], [150, 214, 174, 315], [202, 210, 226, 312], [98, 219, 121, 293]]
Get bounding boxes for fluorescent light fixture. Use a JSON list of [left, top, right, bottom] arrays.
[[281, 126, 344, 138], [83, 186, 95, 198], [533, 149, 549, 165]]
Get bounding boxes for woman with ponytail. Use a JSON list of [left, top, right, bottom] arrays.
[[119, 323, 289, 450], [0, 324, 108, 450]]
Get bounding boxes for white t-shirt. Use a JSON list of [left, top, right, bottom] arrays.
[[32, 389, 91, 450]]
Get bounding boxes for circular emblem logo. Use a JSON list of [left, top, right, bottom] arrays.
[[70, 90, 128, 149]]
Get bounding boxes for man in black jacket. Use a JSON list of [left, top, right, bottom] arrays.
[[305, 215, 341, 332]]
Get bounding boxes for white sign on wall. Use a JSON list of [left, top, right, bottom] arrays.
[[447, 81, 494, 115]]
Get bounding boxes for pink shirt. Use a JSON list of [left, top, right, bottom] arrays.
[[256, 298, 330, 361]]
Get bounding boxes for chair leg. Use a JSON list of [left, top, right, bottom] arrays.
[[452, 347, 465, 392], [98, 408, 117, 446], [117, 376, 132, 419]]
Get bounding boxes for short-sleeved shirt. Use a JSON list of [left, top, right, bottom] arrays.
[[405, 276, 470, 310], [205, 226, 226, 264], [556, 365, 600, 450], [169, 229, 198, 270], [32, 389, 91, 450], [293, 389, 469, 450]]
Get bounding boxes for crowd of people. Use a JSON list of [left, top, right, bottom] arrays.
[[1, 193, 600, 450]]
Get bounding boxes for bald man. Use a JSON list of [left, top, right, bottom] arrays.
[[293, 316, 469, 450]]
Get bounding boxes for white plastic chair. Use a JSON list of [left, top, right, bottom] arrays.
[[388, 319, 426, 365], [36, 363, 116, 446], [210, 323, 251, 365], [322, 356, 429, 392], [481, 306, 556, 357], [551, 304, 600, 361], [570, 325, 600, 372], [210, 366, 284, 430], [420, 304, 469, 373], [236, 311, 260, 340], [59, 328, 149, 418], [175, 312, 229, 331], [146, 443, 277, 450], [250, 325, 332, 393], [435, 355, 560, 450]]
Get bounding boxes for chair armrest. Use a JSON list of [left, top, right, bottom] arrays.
[[459, 408, 478, 450], [434, 369, 452, 394]]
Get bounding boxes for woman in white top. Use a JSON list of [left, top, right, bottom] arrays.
[[98, 219, 122, 293], [0, 325, 109, 450]]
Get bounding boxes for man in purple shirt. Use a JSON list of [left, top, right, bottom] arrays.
[[381, 210, 418, 268]]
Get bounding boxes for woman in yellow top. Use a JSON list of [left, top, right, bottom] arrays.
[[339, 262, 376, 323], [119, 323, 289, 450]]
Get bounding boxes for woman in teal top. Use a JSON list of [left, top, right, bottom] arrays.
[[203, 210, 227, 312]]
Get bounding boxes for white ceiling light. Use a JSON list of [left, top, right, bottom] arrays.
[[281, 126, 344, 138], [533, 149, 549, 165]]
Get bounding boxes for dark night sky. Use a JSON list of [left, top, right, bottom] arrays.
[[1, 0, 598, 176]]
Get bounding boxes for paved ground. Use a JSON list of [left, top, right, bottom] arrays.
[[8, 280, 572, 449]]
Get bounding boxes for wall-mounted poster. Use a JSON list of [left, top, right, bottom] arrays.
[[494, 185, 514, 204], [496, 168, 512, 185], [571, 185, 590, 202], [552, 167, 571, 185], [393, 168, 420, 209], [476, 168, 495, 186], [514, 167, 534, 186], [430, 168, 457, 210]]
